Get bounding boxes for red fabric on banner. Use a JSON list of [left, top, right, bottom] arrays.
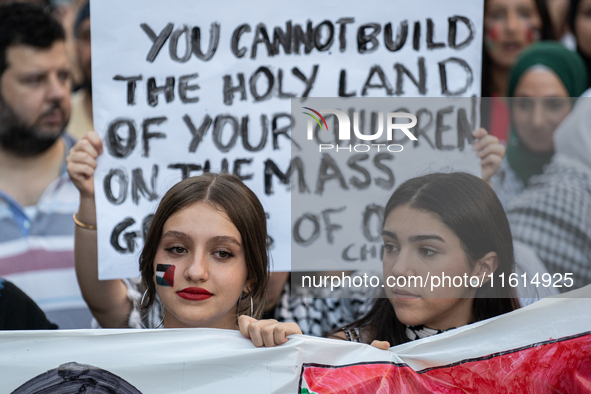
[[301, 333, 591, 393]]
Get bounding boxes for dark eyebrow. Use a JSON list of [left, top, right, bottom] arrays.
[[382, 230, 397, 240], [161, 232, 241, 247], [409, 234, 445, 243], [382, 231, 444, 243], [161, 230, 191, 242], [207, 236, 241, 247], [20, 71, 46, 79]]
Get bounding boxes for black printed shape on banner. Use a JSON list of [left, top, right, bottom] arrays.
[[222, 73, 247, 105], [241, 115, 268, 152], [110, 214, 153, 254], [213, 116, 240, 152], [413, 21, 421, 51], [363, 204, 385, 242], [182, 114, 211, 153], [249, 67, 274, 102], [342, 243, 383, 262], [113, 75, 142, 105], [141, 22, 173, 62], [413, 108, 435, 148], [233, 158, 254, 181], [168, 25, 192, 62], [147, 77, 175, 107], [114, 74, 200, 106], [357, 23, 381, 54], [336, 18, 355, 52], [178, 74, 200, 103], [232, 20, 338, 58], [168, 164, 202, 180], [264, 158, 290, 195], [142, 117, 167, 157], [316, 153, 349, 195], [322, 207, 346, 244], [395, 57, 426, 95], [251, 23, 274, 59], [293, 213, 321, 246], [438, 57, 473, 96], [448, 16, 475, 49], [104, 168, 128, 205], [457, 106, 476, 151], [384, 21, 408, 52], [361, 65, 394, 96], [426, 18, 446, 50], [105, 118, 137, 158], [292, 65, 318, 97], [273, 21, 293, 56], [11, 362, 143, 394], [131, 165, 159, 205], [103, 165, 159, 207], [292, 207, 346, 246], [277, 69, 296, 98], [293, 21, 314, 54], [223, 66, 317, 105], [142, 22, 219, 62], [192, 23, 220, 61], [339, 69, 356, 97], [347, 154, 371, 190], [104, 118, 168, 159], [373, 153, 394, 189], [111, 218, 138, 253]]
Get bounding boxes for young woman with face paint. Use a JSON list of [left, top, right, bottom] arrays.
[[67, 132, 300, 346], [327, 172, 520, 348], [481, 0, 555, 142], [482, 0, 554, 96]]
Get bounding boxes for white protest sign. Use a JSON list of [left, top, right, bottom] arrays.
[[91, 0, 484, 279], [1, 286, 590, 393]]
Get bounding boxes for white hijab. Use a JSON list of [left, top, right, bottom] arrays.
[[553, 91, 591, 169]]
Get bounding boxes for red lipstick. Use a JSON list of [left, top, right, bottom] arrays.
[[177, 287, 213, 301]]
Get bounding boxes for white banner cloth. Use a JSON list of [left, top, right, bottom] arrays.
[[1, 286, 590, 393]]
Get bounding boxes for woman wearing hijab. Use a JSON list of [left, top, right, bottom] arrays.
[[506, 96, 591, 290], [490, 41, 588, 207]]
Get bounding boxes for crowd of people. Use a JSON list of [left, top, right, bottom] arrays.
[[0, 0, 589, 356]]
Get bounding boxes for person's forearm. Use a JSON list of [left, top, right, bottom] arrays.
[[74, 196, 131, 327]]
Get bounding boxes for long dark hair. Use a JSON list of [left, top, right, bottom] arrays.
[[139, 173, 269, 320], [569, 0, 591, 89], [481, 0, 555, 97], [340, 173, 519, 345]]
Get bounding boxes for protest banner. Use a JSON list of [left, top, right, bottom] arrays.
[[91, 0, 484, 279], [1, 286, 589, 393]]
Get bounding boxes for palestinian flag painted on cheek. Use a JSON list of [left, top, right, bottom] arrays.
[[156, 264, 175, 287]]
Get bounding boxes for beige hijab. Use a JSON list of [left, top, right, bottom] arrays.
[[553, 92, 591, 169]]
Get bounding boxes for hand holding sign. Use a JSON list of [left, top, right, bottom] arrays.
[[370, 340, 391, 350], [238, 315, 303, 347], [473, 127, 504, 183], [66, 131, 104, 199]]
